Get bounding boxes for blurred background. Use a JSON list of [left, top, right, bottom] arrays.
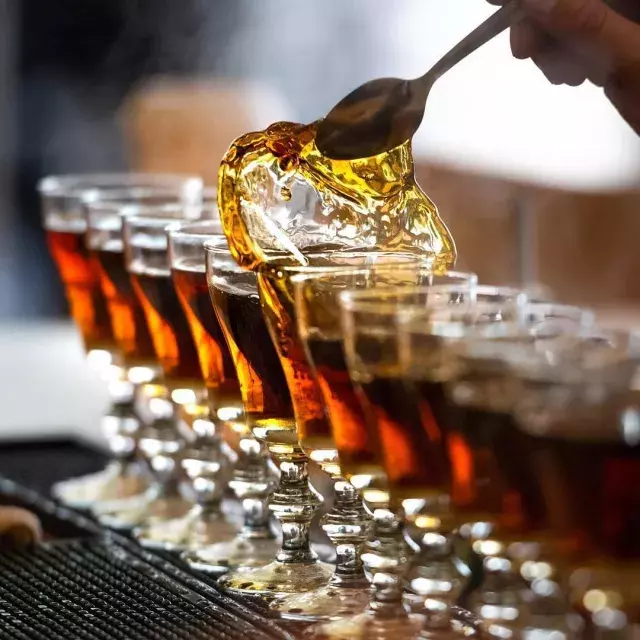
[[1, 0, 639, 441]]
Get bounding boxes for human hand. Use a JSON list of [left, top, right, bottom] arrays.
[[489, 0, 640, 134], [0, 506, 42, 548]]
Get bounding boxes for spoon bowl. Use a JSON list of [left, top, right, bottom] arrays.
[[316, 0, 524, 160]]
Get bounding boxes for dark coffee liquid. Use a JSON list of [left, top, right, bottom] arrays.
[[210, 276, 296, 452], [132, 271, 201, 388], [307, 336, 383, 478], [47, 229, 116, 353], [359, 376, 450, 505], [95, 248, 155, 366], [173, 266, 240, 409]]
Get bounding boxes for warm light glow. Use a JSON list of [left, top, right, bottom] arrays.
[[349, 474, 372, 489], [86, 349, 113, 371], [410, 577, 454, 596], [481, 605, 518, 622], [361, 488, 389, 506], [521, 560, 553, 581], [414, 515, 442, 530], [171, 388, 197, 405], [104, 364, 124, 382], [217, 406, 243, 421], [473, 539, 503, 557], [193, 418, 216, 438], [148, 397, 173, 418], [583, 589, 608, 613], [128, 366, 157, 384]]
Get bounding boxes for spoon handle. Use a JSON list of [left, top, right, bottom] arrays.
[[422, 0, 526, 85]]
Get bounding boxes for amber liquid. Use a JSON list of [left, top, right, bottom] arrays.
[[93, 248, 156, 367], [414, 376, 639, 551], [173, 266, 242, 414], [217, 121, 456, 272], [46, 229, 116, 353], [526, 429, 640, 621], [414, 379, 547, 534], [392, 372, 550, 536], [210, 274, 296, 457], [257, 270, 336, 470], [306, 335, 385, 481], [131, 270, 201, 389], [519, 429, 640, 560], [358, 375, 450, 509]]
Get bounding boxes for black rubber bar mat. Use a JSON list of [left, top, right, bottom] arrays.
[[0, 477, 297, 640], [0, 440, 483, 640]]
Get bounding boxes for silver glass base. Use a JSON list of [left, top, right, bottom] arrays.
[[182, 533, 280, 576], [271, 583, 372, 622], [306, 610, 425, 639], [133, 504, 236, 552], [218, 559, 334, 598]]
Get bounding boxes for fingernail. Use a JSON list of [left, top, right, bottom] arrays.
[[511, 21, 533, 58], [522, 0, 558, 14]]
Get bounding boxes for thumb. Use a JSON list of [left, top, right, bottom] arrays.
[[523, 0, 640, 69], [606, 73, 640, 135]]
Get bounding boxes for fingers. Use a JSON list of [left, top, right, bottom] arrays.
[[532, 45, 590, 84], [0, 507, 42, 548], [605, 72, 640, 135], [522, 0, 640, 69], [511, 19, 544, 59], [486, 0, 635, 85], [508, 18, 589, 85]]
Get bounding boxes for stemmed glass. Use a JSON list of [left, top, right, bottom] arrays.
[[506, 328, 640, 638], [120, 202, 235, 548], [38, 173, 202, 511], [83, 179, 205, 527], [168, 220, 278, 572], [252, 253, 465, 611], [306, 285, 525, 640], [266, 264, 477, 623], [397, 300, 598, 637], [206, 238, 334, 597]]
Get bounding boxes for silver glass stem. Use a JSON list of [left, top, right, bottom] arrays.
[[271, 456, 322, 565], [322, 479, 371, 587], [230, 437, 276, 540]]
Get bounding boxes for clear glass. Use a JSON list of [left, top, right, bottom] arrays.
[[259, 255, 467, 617], [168, 220, 278, 572], [120, 201, 235, 549], [38, 173, 202, 513], [508, 329, 640, 638], [267, 261, 475, 623], [320, 285, 520, 640], [206, 238, 333, 599], [398, 301, 596, 637], [215, 122, 456, 272], [84, 184, 207, 530]]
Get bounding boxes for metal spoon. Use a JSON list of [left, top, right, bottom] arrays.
[[315, 0, 525, 160]]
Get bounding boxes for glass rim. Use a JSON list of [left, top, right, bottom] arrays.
[[204, 236, 235, 255], [525, 301, 595, 324], [83, 186, 206, 205], [291, 266, 475, 287], [37, 173, 203, 197], [167, 219, 224, 239], [508, 327, 640, 384], [120, 206, 205, 227], [338, 280, 503, 314], [263, 247, 434, 277]]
